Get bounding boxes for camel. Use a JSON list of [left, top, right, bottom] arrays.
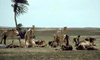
[[48, 27, 73, 50], [53, 27, 67, 46], [0, 29, 21, 46], [76, 40, 91, 50], [48, 40, 58, 48], [61, 45, 73, 50], [61, 35, 73, 50], [24, 26, 36, 47], [85, 37, 96, 46], [35, 40, 47, 47], [73, 38, 97, 50], [48, 28, 63, 48]]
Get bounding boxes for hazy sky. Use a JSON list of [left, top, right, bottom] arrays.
[[0, 0, 100, 28]]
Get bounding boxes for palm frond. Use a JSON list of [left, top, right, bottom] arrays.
[[16, 4, 28, 16], [11, 0, 29, 5], [11, 0, 28, 16]]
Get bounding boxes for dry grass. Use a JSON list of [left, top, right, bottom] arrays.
[[0, 28, 100, 60]]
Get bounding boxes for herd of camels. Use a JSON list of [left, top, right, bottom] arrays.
[[0, 26, 98, 50]]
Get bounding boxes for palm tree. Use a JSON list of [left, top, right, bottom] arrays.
[[11, 0, 29, 28]]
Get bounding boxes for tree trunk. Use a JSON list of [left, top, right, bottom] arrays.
[[14, 12, 17, 28]]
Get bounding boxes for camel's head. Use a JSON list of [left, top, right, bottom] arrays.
[[27, 28, 32, 34], [85, 38, 90, 41], [85, 37, 96, 42], [12, 29, 19, 35]]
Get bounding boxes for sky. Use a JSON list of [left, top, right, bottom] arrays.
[[0, 0, 100, 28]]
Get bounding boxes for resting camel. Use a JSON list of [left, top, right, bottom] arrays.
[[85, 37, 96, 46], [48, 27, 69, 48], [73, 38, 97, 50], [0, 29, 21, 46], [52, 27, 67, 46], [48, 29, 61, 48], [61, 35, 73, 50], [25, 27, 36, 47], [48, 40, 58, 48], [76, 40, 91, 50], [35, 40, 47, 47]]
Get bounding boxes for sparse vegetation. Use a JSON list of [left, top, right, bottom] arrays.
[[0, 28, 100, 60]]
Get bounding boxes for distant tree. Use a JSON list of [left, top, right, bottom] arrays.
[[11, 0, 29, 28]]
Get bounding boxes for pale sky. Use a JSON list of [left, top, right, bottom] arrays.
[[0, 0, 100, 28]]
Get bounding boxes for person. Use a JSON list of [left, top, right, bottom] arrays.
[[64, 35, 69, 46], [73, 36, 77, 46], [77, 35, 80, 44], [73, 35, 80, 46], [55, 36, 60, 45], [16, 27, 26, 39]]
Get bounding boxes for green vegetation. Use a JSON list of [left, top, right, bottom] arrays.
[[17, 23, 23, 28]]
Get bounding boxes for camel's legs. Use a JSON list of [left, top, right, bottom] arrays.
[[4, 37, 7, 45], [29, 39, 33, 47], [0, 35, 7, 45], [25, 35, 28, 47], [18, 38, 21, 47], [11, 40, 14, 45], [0, 37, 4, 44]]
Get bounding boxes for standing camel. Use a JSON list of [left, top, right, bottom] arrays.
[[0, 29, 21, 46]]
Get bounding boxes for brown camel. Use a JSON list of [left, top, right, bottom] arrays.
[[25, 27, 36, 47], [0, 29, 21, 46], [74, 38, 97, 50], [35, 40, 47, 47], [85, 37, 96, 46]]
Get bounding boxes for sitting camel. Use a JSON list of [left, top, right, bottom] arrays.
[[48, 40, 58, 48], [25, 28, 36, 47], [35, 40, 47, 47], [85, 37, 96, 46], [76, 40, 91, 50], [73, 37, 97, 50], [61, 35, 73, 50]]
